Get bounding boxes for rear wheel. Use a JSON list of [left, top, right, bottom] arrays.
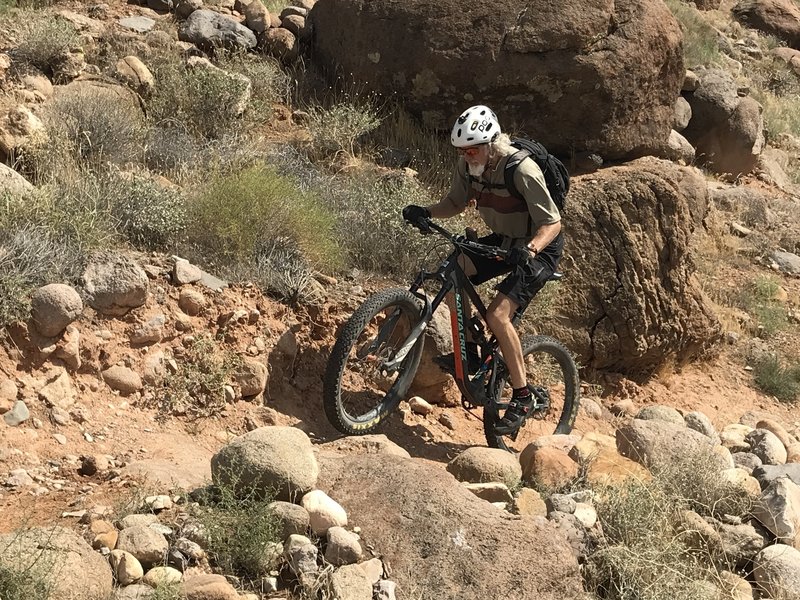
[[323, 289, 425, 435], [483, 335, 580, 453]]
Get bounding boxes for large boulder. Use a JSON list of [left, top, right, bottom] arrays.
[[616, 419, 724, 472], [733, 0, 800, 49], [682, 69, 765, 176], [211, 426, 319, 501], [318, 453, 584, 600], [753, 544, 800, 599], [82, 253, 149, 315], [309, 0, 684, 160], [410, 305, 453, 400], [178, 10, 257, 51], [537, 158, 721, 375], [0, 526, 113, 600]]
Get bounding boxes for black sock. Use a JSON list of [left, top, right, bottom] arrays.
[[512, 385, 531, 398]]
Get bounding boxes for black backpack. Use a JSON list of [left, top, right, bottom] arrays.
[[504, 138, 570, 213]]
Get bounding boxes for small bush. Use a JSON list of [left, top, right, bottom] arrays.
[[0, 563, 52, 600], [664, 0, 721, 68], [144, 126, 201, 175], [194, 466, 280, 581], [247, 238, 317, 304], [187, 164, 341, 270], [153, 336, 242, 419], [10, 14, 78, 73], [106, 174, 187, 251], [148, 58, 251, 140], [738, 276, 788, 336], [327, 171, 451, 277], [216, 50, 291, 120], [753, 354, 800, 402], [307, 102, 382, 160], [150, 582, 183, 600], [0, 529, 56, 600]]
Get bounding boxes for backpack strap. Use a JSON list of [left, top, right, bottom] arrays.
[[503, 149, 530, 201]]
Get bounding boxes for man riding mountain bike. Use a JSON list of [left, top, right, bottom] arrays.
[[402, 105, 563, 435]]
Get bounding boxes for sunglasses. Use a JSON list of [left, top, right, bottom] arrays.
[[457, 146, 483, 157]]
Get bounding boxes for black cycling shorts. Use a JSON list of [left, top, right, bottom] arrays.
[[462, 233, 555, 310]]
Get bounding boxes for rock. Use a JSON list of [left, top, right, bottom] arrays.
[[789, 444, 800, 464], [548, 511, 588, 560], [30, 284, 83, 338], [142, 566, 182, 587], [80, 454, 109, 476], [683, 70, 700, 92], [663, 129, 696, 164], [3, 401, 29, 426], [56, 325, 81, 370], [409, 305, 451, 398], [580, 397, 602, 419], [102, 366, 143, 395], [733, 452, 763, 473], [130, 315, 165, 345], [309, 0, 684, 161], [446, 447, 522, 485], [173, 259, 202, 285], [569, 431, 617, 462], [685, 411, 721, 442], [243, 0, 270, 33], [282, 14, 308, 40], [329, 563, 373, 600], [616, 419, 723, 472], [357, 557, 383, 584], [233, 359, 268, 397], [408, 396, 433, 415], [463, 482, 514, 503], [521, 446, 579, 489], [0, 526, 113, 599], [325, 526, 362, 566], [118, 16, 156, 32], [635, 404, 685, 425], [116, 56, 154, 96], [746, 429, 788, 465], [284, 535, 318, 575], [318, 434, 411, 459], [722, 424, 754, 453], [301, 489, 347, 535], [546, 494, 577, 514], [514, 487, 548, 517], [318, 454, 584, 599], [733, 0, 800, 49], [178, 10, 257, 51], [751, 477, 800, 544], [119, 514, 160, 529], [0, 105, 46, 164], [714, 520, 767, 568], [82, 254, 149, 314], [268, 501, 310, 540], [720, 467, 761, 498], [5, 469, 33, 487], [116, 525, 169, 567], [183, 572, 239, 600], [259, 27, 298, 62], [585, 447, 652, 487], [771, 251, 800, 276], [38, 367, 77, 409], [113, 584, 154, 599], [109, 550, 144, 585], [610, 399, 636, 417], [752, 544, 800, 599], [375, 580, 397, 600], [674, 96, 692, 131], [178, 289, 206, 316], [211, 426, 319, 501], [541, 159, 720, 374], [0, 380, 17, 402], [91, 520, 118, 550]]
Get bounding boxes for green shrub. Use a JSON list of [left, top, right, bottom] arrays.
[[0, 529, 56, 600], [307, 102, 382, 160], [753, 354, 800, 402], [738, 276, 788, 336], [187, 164, 341, 270], [10, 14, 78, 73], [664, 0, 721, 68], [150, 582, 183, 600], [243, 238, 318, 304], [144, 126, 202, 175], [216, 50, 291, 120], [193, 467, 281, 581], [38, 85, 146, 168], [327, 171, 450, 277], [148, 58, 251, 140], [105, 174, 187, 251], [153, 336, 242, 419]]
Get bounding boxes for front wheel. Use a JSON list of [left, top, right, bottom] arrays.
[[323, 288, 426, 436], [483, 335, 580, 453]]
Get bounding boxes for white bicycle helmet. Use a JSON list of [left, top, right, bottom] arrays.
[[450, 105, 501, 147]]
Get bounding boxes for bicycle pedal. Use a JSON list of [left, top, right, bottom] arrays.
[[461, 395, 477, 410]]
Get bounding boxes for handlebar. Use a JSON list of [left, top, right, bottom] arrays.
[[408, 216, 509, 260]]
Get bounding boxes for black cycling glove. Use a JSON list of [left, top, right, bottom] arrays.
[[402, 205, 431, 224], [506, 246, 532, 267]]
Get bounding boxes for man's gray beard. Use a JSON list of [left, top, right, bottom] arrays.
[[467, 162, 485, 177]]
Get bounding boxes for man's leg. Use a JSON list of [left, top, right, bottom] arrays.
[[485, 293, 526, 388]]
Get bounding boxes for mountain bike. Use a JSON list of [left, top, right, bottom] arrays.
[[323, 216, 580, 452]]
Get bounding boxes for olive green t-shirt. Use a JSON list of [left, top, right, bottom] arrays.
[[447, 153, 561, 243]]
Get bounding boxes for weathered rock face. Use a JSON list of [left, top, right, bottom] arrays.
[[733, 0, 800, 49], [309, 0, 684, 160], [0, 526, 113, 600], [537, 158, 721, 375], [318, 453, 584, 600], [178, 9, 257, 51]]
